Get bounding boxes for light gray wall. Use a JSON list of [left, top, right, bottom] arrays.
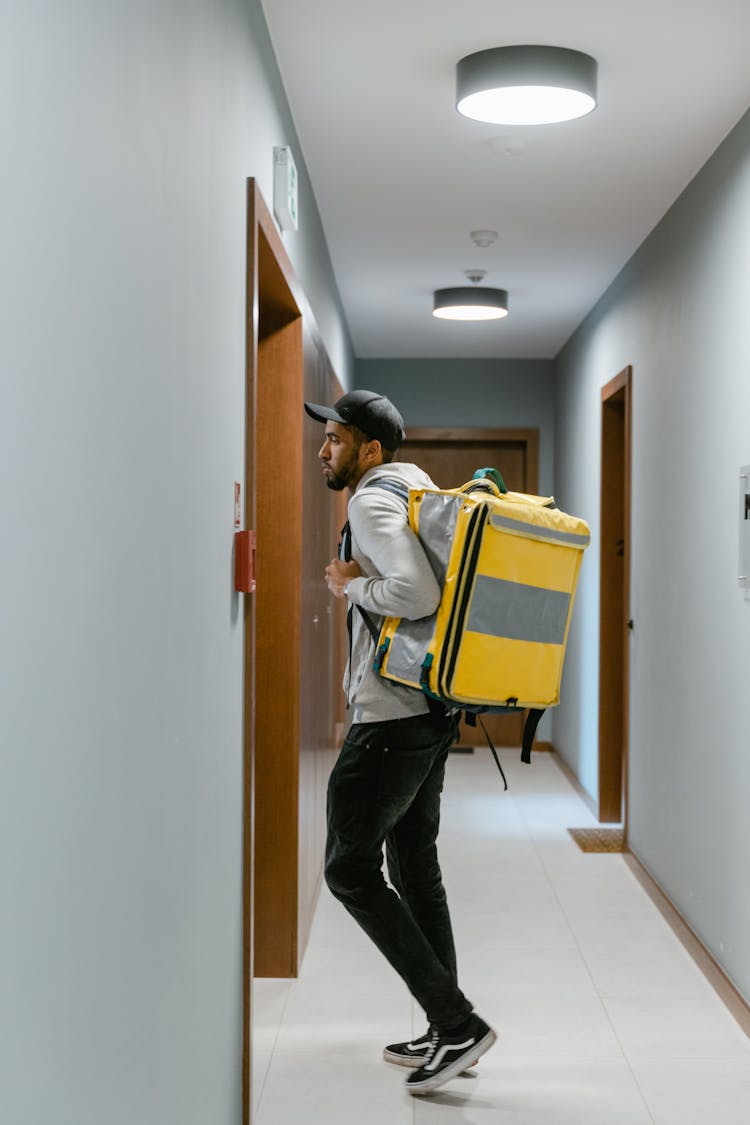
[[0, 2, 351, 1122], [555, 109, 750, 1001], [355, 358, 556, 495]]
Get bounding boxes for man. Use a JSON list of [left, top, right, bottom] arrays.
[[304, 389, 496, 1096]]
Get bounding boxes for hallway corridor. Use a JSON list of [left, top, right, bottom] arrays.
[[252, 748, 750, 1124]]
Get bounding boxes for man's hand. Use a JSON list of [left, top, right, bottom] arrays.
[[325, 558, 362, 599]]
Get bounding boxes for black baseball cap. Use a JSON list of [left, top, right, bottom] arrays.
[[304, 389, 406, 451]]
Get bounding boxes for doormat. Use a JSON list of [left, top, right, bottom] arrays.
[[567, 827, 625, 852]]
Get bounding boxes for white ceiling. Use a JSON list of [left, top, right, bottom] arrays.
[[261, 0, 750, 359]]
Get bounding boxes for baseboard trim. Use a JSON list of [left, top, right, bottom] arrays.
[[549, 750, 750, 1037], [547, 744, 598, 817], [623, 849, 750, 1039], [533, 740, 554, 752]]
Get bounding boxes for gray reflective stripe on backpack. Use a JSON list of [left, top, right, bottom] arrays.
[[466, 576, 571, 645], [416, 492, 464, 584], [364, 478, 462, 586], [488, 513, 591, 549], [382, 614, 438, 683]]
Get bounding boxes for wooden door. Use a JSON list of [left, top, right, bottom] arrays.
[[401, 441, 526, 495], [598, 368, 632, 825], [398, 428, 539, 747]]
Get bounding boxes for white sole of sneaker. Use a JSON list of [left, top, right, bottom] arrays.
[[405, 1029, 496, 1096], [383, 1050, 479, 1070], [382, 1049, 424, 1068]]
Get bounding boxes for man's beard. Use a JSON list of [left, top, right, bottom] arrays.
[[325, 467, 355, 491], [323, 448, 360, 490]]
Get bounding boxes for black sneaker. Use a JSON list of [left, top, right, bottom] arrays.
[[383, 1027, 433, 1068], [405, 1013, 496, 1096], [384, 1027, 480, 1072]]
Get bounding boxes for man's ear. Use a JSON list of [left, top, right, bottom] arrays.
[[362, 438, 383, 465]]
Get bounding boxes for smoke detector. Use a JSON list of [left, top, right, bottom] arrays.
[[470, 229, 498, 248]]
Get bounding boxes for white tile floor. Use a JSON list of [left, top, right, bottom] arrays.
[[251, 748, 750, 1124]]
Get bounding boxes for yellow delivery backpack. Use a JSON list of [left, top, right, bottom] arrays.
[[365, 470, 590, 776]]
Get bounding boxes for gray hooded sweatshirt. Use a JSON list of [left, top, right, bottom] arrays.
[[343, 461, 441, 724]]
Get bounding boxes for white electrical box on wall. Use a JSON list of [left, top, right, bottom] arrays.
[[273, 146, 298, 232], [740, 466, 750, 589]]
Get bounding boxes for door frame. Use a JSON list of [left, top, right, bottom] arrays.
[[598, 366, 632, 826], [242, 179, 345, 1122], [242, 179, 305, 1124], [241, 180, 258, 1125]]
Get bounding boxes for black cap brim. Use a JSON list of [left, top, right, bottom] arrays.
[[304, 401, 346, 426]]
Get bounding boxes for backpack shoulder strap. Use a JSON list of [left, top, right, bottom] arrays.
[[361, 476, 409, 503], [521, 708, 545, 764], [341, 477, 410, 646]]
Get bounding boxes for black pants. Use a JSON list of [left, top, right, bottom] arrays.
[[324, 710, 472, 1031]]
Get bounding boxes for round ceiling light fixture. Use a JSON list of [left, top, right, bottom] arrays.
[[456, 45, 597, 126], [432, 286, 509, 322], [470, 229, 498, 248]]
